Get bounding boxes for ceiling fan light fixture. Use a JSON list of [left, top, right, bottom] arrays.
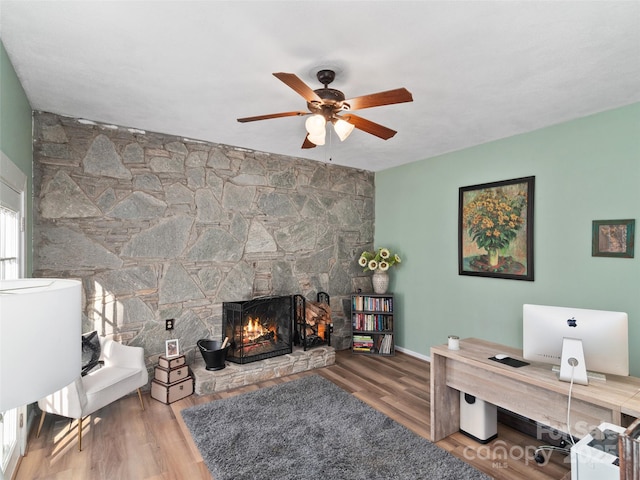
[[333, 118, 355, 142], [238, 71, 413, 149], [305, 114, 326, 136], [307, 131, 326, 146]]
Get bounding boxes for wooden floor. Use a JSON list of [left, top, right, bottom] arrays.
[[17, 350, 570, 480]]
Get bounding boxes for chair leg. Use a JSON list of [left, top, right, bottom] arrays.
[[77, 417, 83, 452], [137, 388, 145, 411], [36, 411, 46, 438], [37, 411, 86, 452]]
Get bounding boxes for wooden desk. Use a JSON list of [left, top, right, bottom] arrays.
[[430, 338, 640, 442], [623, 391, 640, 418]]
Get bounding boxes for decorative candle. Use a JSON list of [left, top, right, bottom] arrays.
[[448, 335, 460, 350]]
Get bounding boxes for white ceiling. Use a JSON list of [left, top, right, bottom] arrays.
[[1, 1, 639, 172]]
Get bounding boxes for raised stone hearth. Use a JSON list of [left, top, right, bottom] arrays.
[[192, 346, 335, 395]]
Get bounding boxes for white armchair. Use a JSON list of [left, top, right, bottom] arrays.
[[36, 336, 148, 451]]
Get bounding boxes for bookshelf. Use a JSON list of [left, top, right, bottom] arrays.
[[351, 293, 394, 356]]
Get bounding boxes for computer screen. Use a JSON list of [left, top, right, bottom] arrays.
[[522, 303, 629, 378]]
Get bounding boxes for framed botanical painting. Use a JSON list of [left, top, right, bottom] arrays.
[[592, 219, 635, 258], [459, 176, 535, 281]]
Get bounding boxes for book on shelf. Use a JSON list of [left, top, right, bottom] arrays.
[[352, 313, 393, 332], [353, 335, 373, 343], [352, 295, 393, 313], [353, 334, 374, 352], [379, 334, 393, 354], [353, 347, 374, 352]]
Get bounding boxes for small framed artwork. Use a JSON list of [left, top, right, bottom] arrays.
[[459, 176, 535, 281], [165, 339, 180, 358], [592, 219, 635, 258]]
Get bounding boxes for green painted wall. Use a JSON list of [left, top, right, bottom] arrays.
[[3, 35, 638, 375], [0, 40, 33, 275], [375, 104, 640, 376]]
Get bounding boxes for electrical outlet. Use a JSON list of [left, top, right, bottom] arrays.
[[165, 319, 174, 330]]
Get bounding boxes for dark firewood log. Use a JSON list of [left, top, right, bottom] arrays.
[[304, 301, 331, 326]]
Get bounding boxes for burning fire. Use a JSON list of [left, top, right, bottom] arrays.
[[242, 316, 276, 344], [244, 316, 264, 341]]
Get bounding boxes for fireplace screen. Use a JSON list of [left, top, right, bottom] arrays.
[[223, 295, 294, 364]]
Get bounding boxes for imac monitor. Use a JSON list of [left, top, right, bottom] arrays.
[[523, 304, 628, 384]]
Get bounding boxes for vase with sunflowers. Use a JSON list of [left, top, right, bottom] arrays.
[[462, 188, 527, 270], [358, 247, 402, 294]]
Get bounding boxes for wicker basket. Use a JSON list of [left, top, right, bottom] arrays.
[[620, 418, 640, 480]]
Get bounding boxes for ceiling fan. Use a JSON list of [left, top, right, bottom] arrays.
[[237, 70, 413, 149]]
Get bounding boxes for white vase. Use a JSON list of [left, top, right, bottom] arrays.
[[372, 270, 389, 294]]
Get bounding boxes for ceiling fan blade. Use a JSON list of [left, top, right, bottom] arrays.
[[301, 136, 317, 149], [237, 111, 308, 123], [273, 72, 322, 103], [340, 114, 397, 140], [344, 88, 413, 111]]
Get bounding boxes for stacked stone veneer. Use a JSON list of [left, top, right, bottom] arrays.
[[192, 346, 336, 395], [32, 112, 375, 378]]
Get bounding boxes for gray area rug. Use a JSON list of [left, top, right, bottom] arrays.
[[181, 374, 492, 480]]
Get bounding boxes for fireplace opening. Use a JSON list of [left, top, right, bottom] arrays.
[[223, 295, 294, 364]]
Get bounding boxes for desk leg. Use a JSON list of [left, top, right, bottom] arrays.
[[430, 352, 460, 442]]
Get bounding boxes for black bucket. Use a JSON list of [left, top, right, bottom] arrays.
[[197, 339, 230, 371]]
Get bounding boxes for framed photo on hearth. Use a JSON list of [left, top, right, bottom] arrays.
[[592, 219, 635, 258], [459, 176, 535, 281], [165, 339, 180, 358]]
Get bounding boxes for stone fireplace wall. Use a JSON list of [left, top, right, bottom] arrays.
[[32, 112, 374, 369]]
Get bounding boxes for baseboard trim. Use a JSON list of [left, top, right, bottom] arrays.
[[395, 346, 431, 362]]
